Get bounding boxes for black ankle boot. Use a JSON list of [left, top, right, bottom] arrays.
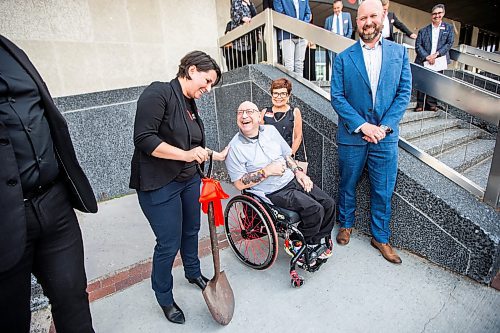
[[187, 274, 209, 290], [161, 302, 185, 324]]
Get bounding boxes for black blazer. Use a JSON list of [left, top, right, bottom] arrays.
[[0, 35, 98, 272], [129, 78, 206, 191], [386, 12, 413, 41]]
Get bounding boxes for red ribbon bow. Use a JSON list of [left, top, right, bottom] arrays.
[[199, 178, 229, 227]]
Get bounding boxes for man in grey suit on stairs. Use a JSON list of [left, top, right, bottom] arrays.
[[414, 4, 454, 111]]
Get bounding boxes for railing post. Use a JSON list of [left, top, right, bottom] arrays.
[[264, 8, 276, 66], [459, 44, 467, 72], [484, 130, 500, 209]]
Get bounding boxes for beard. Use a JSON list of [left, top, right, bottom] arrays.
[[358, 22, 382, 42]]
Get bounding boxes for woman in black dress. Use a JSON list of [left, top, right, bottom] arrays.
[[260, 78, 303, 157]]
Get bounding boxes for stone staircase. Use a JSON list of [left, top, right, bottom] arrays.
[[400, 103, 496, 190]]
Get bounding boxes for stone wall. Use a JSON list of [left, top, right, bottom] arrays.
[[0, 0, 221, 97]]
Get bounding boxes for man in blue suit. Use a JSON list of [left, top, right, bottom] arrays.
[[324, 0, 353, 39], [414, 4, 454, 111], [324, 0, 353, 78], [331, 0, 412, 264], [274, 0, 312, 75]]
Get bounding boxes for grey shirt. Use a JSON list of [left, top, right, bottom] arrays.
[[225, 125, 294, 194]]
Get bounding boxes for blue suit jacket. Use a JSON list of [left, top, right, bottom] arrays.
[[274, 0, 311, 40], [324, 12, 353, 38], [415, 22, 454, 65], [330, 39, 412, 145]]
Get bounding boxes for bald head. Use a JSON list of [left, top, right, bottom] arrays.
[[238, 101, 258, 111], [356, 0, 384, 44], [236, 101, 261, 137], [358, 0, 384, 16]]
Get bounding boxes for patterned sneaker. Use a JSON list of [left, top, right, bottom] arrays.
[[284, 239, 303, 257], [318, 247, 333, 260]]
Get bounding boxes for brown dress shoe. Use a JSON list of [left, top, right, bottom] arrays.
[[429, 106, 438, 111], [371, 239, 402, 264], [336, 228, 352, 245], [415, 107, 423, 112]]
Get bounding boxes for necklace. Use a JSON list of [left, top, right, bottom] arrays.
[[272, 105, 290, 122]]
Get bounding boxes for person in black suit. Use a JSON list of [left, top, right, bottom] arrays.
[[0, 34, 98, 332], [380, 0, 416, 41], [130, 51, 227, 325]]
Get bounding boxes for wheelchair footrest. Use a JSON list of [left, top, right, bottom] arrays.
[[290, 270, 304, 288]]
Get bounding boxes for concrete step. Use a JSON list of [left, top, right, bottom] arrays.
[[436, 139, 496, 173], [406, 101, 417, 110], [409, 128, 484, 156], [399, 117, 462, 140], [463, 156, 493, 190], [401, 110, 439, 124]]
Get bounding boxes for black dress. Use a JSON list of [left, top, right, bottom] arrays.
[[262, 106, 294, 147]]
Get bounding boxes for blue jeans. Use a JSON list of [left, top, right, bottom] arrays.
[[338, 142, 398, 243], [137, 174, 201, 306]]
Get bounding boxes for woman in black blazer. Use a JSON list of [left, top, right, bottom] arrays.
[[129, 51, 226, 324]]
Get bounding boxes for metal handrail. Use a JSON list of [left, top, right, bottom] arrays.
[[450, 48, 500, 76], [218, 9, 500, 208], [458, 44, 500, 63], [411, 65, 500, 126]]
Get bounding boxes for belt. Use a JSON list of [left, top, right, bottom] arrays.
[[23, 177, 60, 201]]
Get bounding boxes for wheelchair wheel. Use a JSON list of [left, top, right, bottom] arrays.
[[224, 195, 278, 270]]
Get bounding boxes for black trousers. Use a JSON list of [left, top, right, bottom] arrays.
[[416, 70, 442, 109], [268, 179, 335, 245], [0, 180, 94, 333], [416, 90, 437, 109]]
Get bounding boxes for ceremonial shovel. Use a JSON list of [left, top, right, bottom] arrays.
[[197, 156, 234, 325]]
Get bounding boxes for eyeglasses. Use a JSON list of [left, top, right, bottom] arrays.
[[272, 92, 289, 98], [432, 11, 444, 16], [236, 109, 259, 116]]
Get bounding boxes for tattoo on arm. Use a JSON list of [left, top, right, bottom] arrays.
[[285, 155, 298, 169], [285, 155, 302, 174], [241, 169, 266, 185]]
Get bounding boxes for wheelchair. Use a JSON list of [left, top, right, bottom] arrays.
[[223, 190, 331, 287]]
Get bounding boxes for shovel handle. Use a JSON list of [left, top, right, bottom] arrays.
[[196, 150, 213, 179], [207, 202, 221, 279]]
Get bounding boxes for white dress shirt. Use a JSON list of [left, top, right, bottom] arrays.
[[431, 24, 440, 55], [293, 0, 300, 19], [360, 38, 383, 106], [355, 37, 383, 133], [331, 14, 344, 36], [382, 14, 390, 38]]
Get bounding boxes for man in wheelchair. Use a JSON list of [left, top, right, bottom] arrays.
[[225, 101, 335, 265]]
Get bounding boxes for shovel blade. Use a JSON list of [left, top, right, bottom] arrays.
[[202, 271, 235, 325]]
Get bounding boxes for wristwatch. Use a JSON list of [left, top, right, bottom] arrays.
[[379, 125, 393, 134]]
